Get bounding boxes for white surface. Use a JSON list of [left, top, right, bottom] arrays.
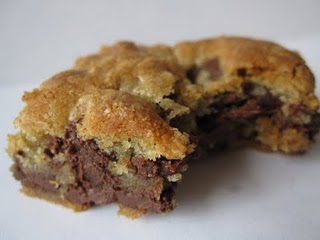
[[1, 1, 320, 239]]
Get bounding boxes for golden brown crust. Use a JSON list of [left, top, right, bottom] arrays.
[[118, 204, 147, 219], [16, 70, 101, 137], [13, 36, 319, 160], [73, 41, 186, 103], [71, 89, 191, 160], [12, 36, 320, 159], [14, 42, 195, 161], [174, 36, 319, 111]]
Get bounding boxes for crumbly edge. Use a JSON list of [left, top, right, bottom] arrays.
[[117, 204, 148, 219]]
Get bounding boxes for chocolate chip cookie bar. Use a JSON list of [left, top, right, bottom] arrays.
[[174, 37, 320, 153], [7, 37, 320, 217], [7, 43, 196, 218]]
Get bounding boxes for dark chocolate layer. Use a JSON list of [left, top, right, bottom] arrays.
[[12, 124, 188, 213], [197, 83, 320, 151], [12, 161, 59, 194]]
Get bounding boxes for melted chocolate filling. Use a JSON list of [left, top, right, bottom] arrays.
[[13, 124, 189, 212], [197, 83, 320, 150]]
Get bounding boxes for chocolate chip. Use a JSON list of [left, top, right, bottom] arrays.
[[131, 156, 159, 178], [186, 58, 222, 83], [259, 93, 281, 112], [307, 113, 320, 139], [67, 144, 78, 155], [242, 82, 254, 95], [51, 137, 63, 154], [44, 148, 54, 158], [113, 186, 122, 191], [210, 92, 245, 112], [156, 104, 170, 120], [237, 68, 247, 77], [292, 67, 297, 78], [201, 58, 222, 80], [186, 66, 199, 83], [222, 99, 262, 119], [166, 92, 178, 101], [17, 150, 25, 157]]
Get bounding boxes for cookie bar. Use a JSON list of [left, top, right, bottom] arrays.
[[174, 37, 320, 153], [7, 37, 320, 217], [7, 43, 196, 217]]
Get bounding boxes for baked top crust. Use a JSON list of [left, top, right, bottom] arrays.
[[12, 36, 320, 162], [73, 41, 185, 103], [14, 42, 195, 161], [70, 89, 191, 160], [174, 36, 319, 111]]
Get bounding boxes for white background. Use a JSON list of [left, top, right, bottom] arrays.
[[1, 1, 320, 240], [1, 0, 320, 86]]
